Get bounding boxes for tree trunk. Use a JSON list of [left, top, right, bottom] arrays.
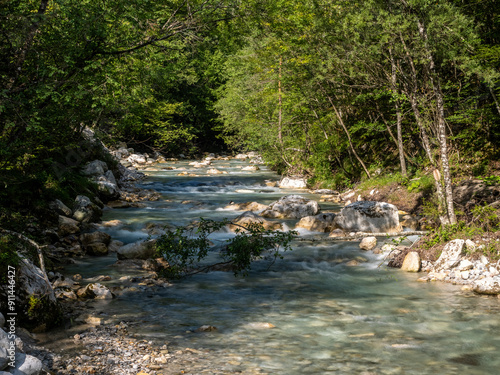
[[389, 48, 407, 176], [322, 91, 371, 179], [417, 19, 457, 225]]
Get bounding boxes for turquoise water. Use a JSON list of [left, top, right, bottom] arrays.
[[57, 160, 500, 374]]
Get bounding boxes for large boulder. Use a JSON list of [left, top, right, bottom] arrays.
[[261, 195, 320, 219], [58, 215, 80, 236], [432, 239, 465, 271], [95, 170, 119, 199], [228, 211, 282, 232], [6, 257, 62, 331], [81, 160, 108, 177], [334, 201, 401, 234], [278, 177, 307, 189], [295, 213, 336, 232], [117, 239, 157, 260], [49, 199, 72, 217], [72, 195, 102, 223], [80, 231, 111, 256], [473, 277, 500, 295]]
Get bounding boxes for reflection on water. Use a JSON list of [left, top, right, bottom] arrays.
[[50, 160, 500, 374]]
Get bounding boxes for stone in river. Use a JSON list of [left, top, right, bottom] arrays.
[[359, 236, 377, 251], [401, 251, 421, 272]]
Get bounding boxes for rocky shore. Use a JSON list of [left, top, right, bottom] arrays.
[[1, 148, 500, 374]]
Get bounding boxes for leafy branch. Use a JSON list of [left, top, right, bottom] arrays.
[[155, 218, 297, 278]]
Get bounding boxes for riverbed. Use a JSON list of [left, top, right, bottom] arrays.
[[39, 158, 500, 374]]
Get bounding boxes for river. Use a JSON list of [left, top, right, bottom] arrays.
[[44, 158, 500, 374]]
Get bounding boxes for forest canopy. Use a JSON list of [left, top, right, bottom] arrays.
[[1, 0, 499, 226]]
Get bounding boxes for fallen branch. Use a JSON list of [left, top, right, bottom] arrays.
[[295, 230, 428, 242]]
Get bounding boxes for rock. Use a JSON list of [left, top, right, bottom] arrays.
[[319, 194, 342, 203], [278, 177, 307, 189], [55, 288, 78, 300], [401, 252, 421, 272], [117, 239, 157, 260], [195, 325, 217, 332], [81, 160, 108, 176], [49, 199, 72, 217], [261, 195, 320, 219], [80, 231, 111, 256], [328, 229, 345, 237], [465, 239, 476, 252], [77, 283, 114, 299], [400, 215, 420, 230], [473, 277, 500, 295], [334, 201, 401, 234], [432, 239, 465, 271], [95, 170, 120, 199], [58, 215, 80, 236], [117, 163, 145, 183], [127, 153, 147, 164], [295, 213, 336, 232], [0, 313, 4, 329], [206, 168, 226, 175], [0, 347, 8, 371], [234, 153, 249, 159], [108, 240, 123, 253], [359, 236, 377, 251], [228, 211, 282, 232], [458, 259, 474, 271], [242, 322, 275, 330], [241, 165, 259, 171], [80, 231, 111, 246], [72, 195, 102, 223], [224, 202, 268, 212], [15, 257, 61, 330], [11, 353, 43, 375]]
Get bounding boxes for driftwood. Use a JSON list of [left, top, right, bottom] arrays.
[[295, 230, 428, 242]]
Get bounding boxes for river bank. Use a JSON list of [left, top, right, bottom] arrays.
[[2, 150, 500, 375]]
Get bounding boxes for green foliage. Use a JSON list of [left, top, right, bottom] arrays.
[[155, 218, 297, 278], [422, 221, 483, 249], [470, 204, 500, 232], [0, 236, 20, 284]]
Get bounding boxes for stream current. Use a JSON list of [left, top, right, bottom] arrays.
[[49, 159, 500, 374]]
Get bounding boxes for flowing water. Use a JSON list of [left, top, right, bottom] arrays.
[[50, 159, 500, 374]]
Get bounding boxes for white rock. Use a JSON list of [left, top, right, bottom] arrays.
[[295, 213, 336, 232], [261, 195, 320, 219], [465, 239, 476, 252], [242, 165, 260, 171], [128, 153, 147, 164], [473, 277, 500, 295], [458, 259, 474, 271], [334, 201, 401, 234], [278, 177, 307, 189], [359, 237, 377, 251], [433, 239, 465, 271]]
